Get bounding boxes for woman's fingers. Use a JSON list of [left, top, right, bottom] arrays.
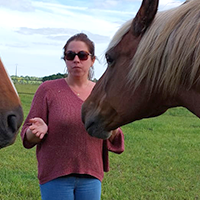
[[28, 117, 48, 139]]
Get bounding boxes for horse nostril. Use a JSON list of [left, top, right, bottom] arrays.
[[7, 115, 18, 133]]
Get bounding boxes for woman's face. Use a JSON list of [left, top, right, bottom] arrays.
[[65, 41, 95, 78]]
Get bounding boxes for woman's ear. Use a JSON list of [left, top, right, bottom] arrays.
[[91, 56, 96, 65]]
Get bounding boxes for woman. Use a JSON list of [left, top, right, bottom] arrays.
[[21, 33, 124, 200]]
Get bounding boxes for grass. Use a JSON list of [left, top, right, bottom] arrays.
[[0, 84, 40, 200], [102, 109, 200, 199], [0, 83, 200, 199]]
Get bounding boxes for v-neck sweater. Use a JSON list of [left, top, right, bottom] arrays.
[[21, 79, 124, 184]]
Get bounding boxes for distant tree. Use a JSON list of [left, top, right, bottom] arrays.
[[93, 78, 98, 83], [11, 75, 42, 84], [11, 74, 98, 84], [42, 73, 67, 82]]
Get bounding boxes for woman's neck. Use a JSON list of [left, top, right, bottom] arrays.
[[65, 76, 95, 101], [66, 76, 89, 87]]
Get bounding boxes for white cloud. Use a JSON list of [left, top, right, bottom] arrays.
[[0, 0, 34, 11], [159, 0, 184, 10], [0, 0, 185, 78]]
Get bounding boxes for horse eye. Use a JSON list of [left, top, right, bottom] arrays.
[[105, 54, 114, 66]]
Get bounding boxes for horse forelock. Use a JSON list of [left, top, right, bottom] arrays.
[[125, 0, 200, 96], [107, 19, 132, 52]]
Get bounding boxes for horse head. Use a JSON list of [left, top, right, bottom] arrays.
[[82, 0, 200, 139], [0, 59, 23, 148]]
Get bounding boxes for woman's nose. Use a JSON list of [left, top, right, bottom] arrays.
[[73, 55, 80, 62]]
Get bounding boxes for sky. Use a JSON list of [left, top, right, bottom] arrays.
[[0, 0, 185, 79]]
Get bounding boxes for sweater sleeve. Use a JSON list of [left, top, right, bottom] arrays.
[[106, 128, 124, 154], [102, 128, 124, 172], [20, 82, 49, 149]]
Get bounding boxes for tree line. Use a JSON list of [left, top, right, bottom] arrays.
[[11, 73, 97, 84]]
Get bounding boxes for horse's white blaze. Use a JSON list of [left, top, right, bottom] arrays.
[[0, 58, 19, 97]]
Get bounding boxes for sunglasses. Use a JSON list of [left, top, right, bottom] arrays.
[[65, 51, 92, 61]]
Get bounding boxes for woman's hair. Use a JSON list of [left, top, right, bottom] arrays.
[[62, 33, 95, 80]]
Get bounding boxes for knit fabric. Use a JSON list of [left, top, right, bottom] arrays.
[[21, 79, 124, 184]]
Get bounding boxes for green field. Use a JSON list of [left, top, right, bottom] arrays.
[[0, 83, 200, 199]]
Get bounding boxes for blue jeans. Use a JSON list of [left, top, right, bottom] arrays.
[[40, 175, 102, 200]]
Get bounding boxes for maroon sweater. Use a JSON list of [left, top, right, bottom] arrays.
[[21, 79, 124, 184]]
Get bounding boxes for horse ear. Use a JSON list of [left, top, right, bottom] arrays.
[[132, 0, 159, 37]]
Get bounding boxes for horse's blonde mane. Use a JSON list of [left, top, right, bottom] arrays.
[[107, 19, 132, 51], [108, 0, 200, 96]]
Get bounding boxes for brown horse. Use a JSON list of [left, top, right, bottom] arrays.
[[0, 59, 23, 148], [82, 0, 200, 139]]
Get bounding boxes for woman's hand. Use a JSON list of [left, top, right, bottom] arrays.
[[29, 117, 48, 140], [25, 117, 48, 144]]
